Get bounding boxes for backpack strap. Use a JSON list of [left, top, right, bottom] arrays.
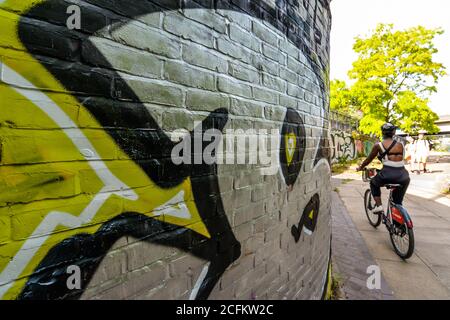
[[377, 140, 397, 162]]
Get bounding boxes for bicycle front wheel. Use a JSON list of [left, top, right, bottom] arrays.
[[390, 223, 415, 260], [364, 189, 381, 228]]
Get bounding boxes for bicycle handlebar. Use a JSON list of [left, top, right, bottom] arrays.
[[362, 168, 379, 182]]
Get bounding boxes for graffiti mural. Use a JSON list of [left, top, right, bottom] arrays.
[[355, 140, 364, 157], [0, 0, 332, 300], [364, 140, 375, 157], [330, 130, 376, 163], [291, 194, 320, 243], [355, 138, 375, 158], [330, 131, 356, 163]]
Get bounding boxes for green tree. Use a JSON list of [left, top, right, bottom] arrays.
[[330, 80, 358, 116], [340, 24, 446, 137]]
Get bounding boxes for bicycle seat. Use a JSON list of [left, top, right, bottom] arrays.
[[384, 184, 401, 189]]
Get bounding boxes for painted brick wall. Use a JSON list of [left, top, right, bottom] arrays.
[[0, 0, 332, 300]]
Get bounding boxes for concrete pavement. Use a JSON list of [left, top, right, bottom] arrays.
[[332, 162, 450, 300], [331, 185, 394, 300]]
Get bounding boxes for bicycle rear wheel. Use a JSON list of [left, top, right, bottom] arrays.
[[364, 189, 381, 228], [390, 223, 415, 260]]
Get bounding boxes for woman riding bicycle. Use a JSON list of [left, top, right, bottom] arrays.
[[357, 123, 411, 214]]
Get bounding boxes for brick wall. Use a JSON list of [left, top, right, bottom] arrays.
[[0, 0, 332, 300]]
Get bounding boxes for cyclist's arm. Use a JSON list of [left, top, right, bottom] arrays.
[[357, 144, 380, 171]]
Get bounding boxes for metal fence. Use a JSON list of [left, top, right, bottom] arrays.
[[329, 110, 360, 133]]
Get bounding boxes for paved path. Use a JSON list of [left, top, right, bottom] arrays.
[[334, 162, 450, 300], [331, 183, 394, 300]]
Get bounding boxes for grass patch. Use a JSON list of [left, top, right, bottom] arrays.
[[331, 157, 363, 174], [331, 163, 352, 175], [330, 268, 344, 300], [332, 157, 382, 175], [437, 176, 450, 196], [441, 184, 450, 196]]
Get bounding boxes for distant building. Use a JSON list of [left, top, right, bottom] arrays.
[[435, 115, 450, 134], [435, 116, 450, 152]]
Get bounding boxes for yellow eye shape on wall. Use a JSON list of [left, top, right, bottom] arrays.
[[285, 132, 297, 166]]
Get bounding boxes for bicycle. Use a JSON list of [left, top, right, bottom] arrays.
[[362, 168, 415, 260]]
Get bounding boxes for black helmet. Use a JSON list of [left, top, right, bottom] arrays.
[[381, 123, 396, 137]]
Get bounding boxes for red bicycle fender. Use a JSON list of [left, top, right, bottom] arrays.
[[393, 205, 413, 229]]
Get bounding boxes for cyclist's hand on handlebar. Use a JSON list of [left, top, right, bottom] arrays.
[[356, 166, 363, 172]]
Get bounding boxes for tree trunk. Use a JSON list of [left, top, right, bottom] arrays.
[[385, 101, 391, 123]]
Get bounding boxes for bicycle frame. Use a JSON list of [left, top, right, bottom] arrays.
[[363, 168, 413, 230]]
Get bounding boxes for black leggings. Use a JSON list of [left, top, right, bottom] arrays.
[[370, 166, 410, 205]]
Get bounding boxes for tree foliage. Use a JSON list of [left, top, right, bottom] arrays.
[[330, 80, 357, 116], [331, 24, 446, 137]]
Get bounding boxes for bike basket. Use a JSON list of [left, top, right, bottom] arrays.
[[362, 168, 377, 182]]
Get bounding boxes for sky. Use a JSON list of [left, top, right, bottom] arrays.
[[330, 0, 450, 116]]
